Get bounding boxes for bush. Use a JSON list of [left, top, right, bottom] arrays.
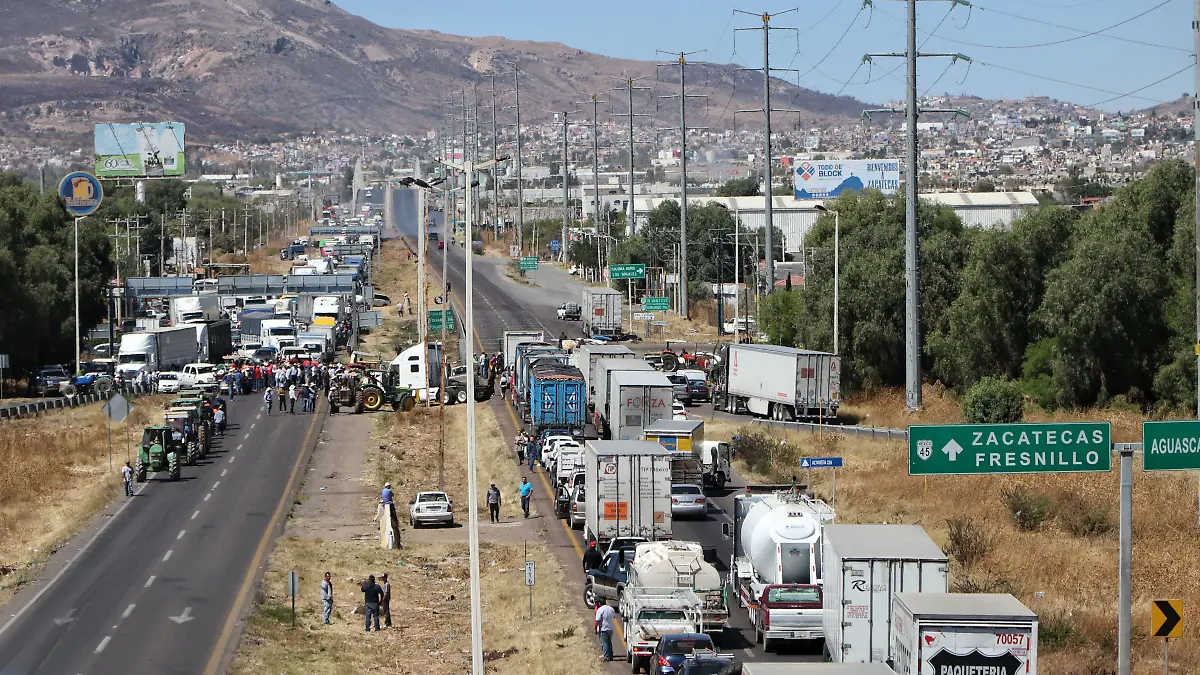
[[999, 485, 1055, 531], [943, 517, 992, 569], [730, 428, 801, 480], [1038, 608, 1080, 651], [1058, 494, 1116, 537], [963, 376, 1024, 424], [952, 572, 1020, 596]]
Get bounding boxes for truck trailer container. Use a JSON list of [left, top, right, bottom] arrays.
[[583, 440, 673, 545], [117, 326, 199, 377], [822, 524, 949, 664], [514, 344, 563, 405], [502, 330, 547, 368], [604, 370, 674, 440], [712, 344, 841, 421], [170, 294, 221, 325], [571, 344, 634, 399], [528, 363, 587, 435], [581, 288, 623, 336], [891, 593, 1038, 675], [593, 358, 654, 420]]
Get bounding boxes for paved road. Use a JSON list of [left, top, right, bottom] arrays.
[[0, 396, 324, 675], [392, 190, 819, 665]]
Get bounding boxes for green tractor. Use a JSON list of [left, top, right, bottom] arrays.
[[164, 410, 202, 465], [170, 396, 213, 458], [136, 426, 182, 482], [363, 370, 416, 413]]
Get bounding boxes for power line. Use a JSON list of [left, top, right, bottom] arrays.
[[960, 0, 1188, 53], [1082, 62, 1193, 107], [972, 58, 1184, 104]]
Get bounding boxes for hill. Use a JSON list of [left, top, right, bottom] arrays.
[[0, 0, 871, 143]]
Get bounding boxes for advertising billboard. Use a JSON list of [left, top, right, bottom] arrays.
[[94, 123, 186, 178], [793, 159, 900, 200]]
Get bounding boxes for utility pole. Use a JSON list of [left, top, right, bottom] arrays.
[[555, 110, 579, 264], [863, 0, 969, 411], [1193, 0, 1200, 532], [577, 94, 608, 279], [611, 76, 652, 236], [656, 51, 707, 319], [511, 66, 525, 254], [489, 73, 501, 241]]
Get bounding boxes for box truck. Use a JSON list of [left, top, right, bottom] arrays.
[[583, 440, 673, 545], [604, 370, 674, 440], [711, 344, 841, 421], [117, 326, 199, 377], [822, 524, 949, 664], [502, 330, 547, 368], [593, 358, 654, 420], [571, 343, 635, 399], [170, 294, 222, 325], [891, 593, 1038, 675], [581, 288, 623, 336]]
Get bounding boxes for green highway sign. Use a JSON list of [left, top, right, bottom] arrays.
[[909, 422, 1112, 475], [609, 264, 646, 280], [519, 256, 539, 271], [427, 309, 455, 332], [1143, 421, 1200, 471], [642, 296, 669, 312]]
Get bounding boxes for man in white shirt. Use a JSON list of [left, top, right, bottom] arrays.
[[121, 461, 133, 497], [594, 600, 616, 661]]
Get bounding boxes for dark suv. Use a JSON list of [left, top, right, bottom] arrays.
[[35, 365, 71, 396]]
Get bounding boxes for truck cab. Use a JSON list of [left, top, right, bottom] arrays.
[[620, 588, 705, 673]]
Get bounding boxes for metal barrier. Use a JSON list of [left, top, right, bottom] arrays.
[[1, 391, 109, 421], [310, 226, 382, 237], [742, 416, 910, 441]]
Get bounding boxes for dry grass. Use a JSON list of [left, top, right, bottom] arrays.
[[358, 240, 420, 357], [0, 396, 171, 607], [704, 397, 1200, 674]]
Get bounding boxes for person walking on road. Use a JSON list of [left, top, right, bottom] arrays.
[[277, 385, 287, 413], [121, 461, 133, 497], [321, 572, 334, 625], [361, 575, 383, 632], [264, 387, 274, 415], [594, 600, 616, 661], [582, 540, 603, 574], [380, 573, 392, 627], [519, 477, 533, 518], [288, 384, 298, 414], [486, 482, 502, 523], [214, 406, 226, 436]]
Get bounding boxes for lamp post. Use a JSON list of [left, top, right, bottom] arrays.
[[815, 204, 839, 354]]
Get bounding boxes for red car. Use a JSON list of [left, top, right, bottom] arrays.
[[437, 241, 445, 250]]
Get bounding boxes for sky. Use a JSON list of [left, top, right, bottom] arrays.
[[336, 0, 1192, 112]]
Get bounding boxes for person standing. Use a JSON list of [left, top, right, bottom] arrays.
[[361, 575, 383, 632], [264, 386, 273, 415], [287, 384, 296, 414], [514, 433, 525, 465], [321, 572, 334, 625], [121, 461, 133, 497], [379, 573, 392, 627], [486, 482, 502, 523], [519, 477, 533, 519], [582, 540, 603, 574], [278, 385, 287, 413], [214, 406, 226, 436], [594, 600, 616, 661]]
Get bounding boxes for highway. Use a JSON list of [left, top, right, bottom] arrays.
[[392, 187, 821, 665], [0, 394, 324, 675]]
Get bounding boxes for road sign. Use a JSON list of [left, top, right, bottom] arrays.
[[525, 561, 536, 586], [0, 354, 8, 369], [288, 570, 300, 597], [908, 422, 1112, 475], [1142, 421, 1200, 471], [549, 239, 561, 252], [102, 394, 132, 424], [1153, 599, 1183, 638], [609, 263, 646, 280], [634, 312, 654, 321], [58, 171, 104, 217], [642, 296, 669, 311], [520, 256, 539, 271], [800, 457, 843, 468], [428, 309, 456, 331], [652, 321, 668, 327], [510, 246, 520, 258]]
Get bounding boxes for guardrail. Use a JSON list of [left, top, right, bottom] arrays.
[[717, 412, 910, 441], [0, 392, 110, 421]]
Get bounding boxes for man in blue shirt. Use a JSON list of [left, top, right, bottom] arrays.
[[519, 477, 533, 518], [381, 482, 394, 506]]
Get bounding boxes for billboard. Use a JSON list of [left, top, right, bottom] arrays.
[[94, 123, 185, 178], [793, 159, 901, 199]]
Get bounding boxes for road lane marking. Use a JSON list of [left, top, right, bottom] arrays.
[[228, 456, 235, 463], [145, 576, 155, 588], [255, 413, 261, 420], [162, 550, 173, 562], [236, 444, 243, 450], [250, 423, 256, 430], [122, 604, 136, 619], [177, 530, 186, 540], [212, 481, 220, 490], [192, 510, 199, 520], [95, 636, 111, 653], [221, 468, 227, 477], [204, 493, 211, 502]]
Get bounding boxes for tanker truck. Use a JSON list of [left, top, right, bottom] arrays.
[[728, 486, 836, 652], [622, 540, 729, 636]]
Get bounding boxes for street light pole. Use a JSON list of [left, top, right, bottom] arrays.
[[75, 216, 83, 376], [816, 204, 840, 354]]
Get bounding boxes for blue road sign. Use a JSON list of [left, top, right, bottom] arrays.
[[59, 171, 104, 217], [800, 457, 843, 469], [550, 239, 561, 251]]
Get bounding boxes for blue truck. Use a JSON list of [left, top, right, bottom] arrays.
[[514, 344, 566, 408], [529, 363, 586, 435]]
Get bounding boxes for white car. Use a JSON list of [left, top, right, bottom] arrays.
[[180, 363, 219, 391], [409, 491, 454, 528], [156, 372, 182, 393], [672, 400, 687, 421]]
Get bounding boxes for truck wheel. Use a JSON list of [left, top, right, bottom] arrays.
[[455, 389, 468, 404], [186, 441, 199, 465], [168, 454, 181, 481], [716, 473, 727, 490], [661, 353, 679, 372], [583, 584, 597, 609]]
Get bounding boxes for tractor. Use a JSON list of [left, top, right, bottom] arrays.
[[164, 409, 202, 465], [136, 426, 182, 481], [170, 396, 213, 457], [370, 369, 417, 412], [330, 369, 415, 414]]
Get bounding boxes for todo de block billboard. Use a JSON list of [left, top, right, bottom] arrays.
[[94, 123, 186, 178], [793, 159, 900, 200]]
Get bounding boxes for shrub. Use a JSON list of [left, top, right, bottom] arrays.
[[730, 428, 802, 480], [1000, 485, 1055, 531], [952, 572, 1020, 596], [1058, 494, 1116, 537], [1038, 608, 1080, 651], [963, 376, 1024, 424], [943, 517, 992, 569]]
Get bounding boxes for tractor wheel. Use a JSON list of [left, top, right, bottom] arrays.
[[361, 387, 385, 411], [198, 426, 209, 457], [661, 353, 679, 372], [354, 390, 366, 414], [392, 392, 415, 412], [135, 459, 147, 483], [186, 441, 199, 465], [168, 453, 181, 481]]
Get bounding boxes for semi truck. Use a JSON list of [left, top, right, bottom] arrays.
[[570, 343, 634, 399], [642, 420, 733, 490], [891, 593, 1038, 675], [581, 287, 623, 336], [711, 344, 841, 422], [501, 330, 547, 368], [528, 363, 587, 436], [191, 320, 234, 363], [822, 524, 949, 664], [117, 326, 199, 377], [583, 440, 673, 546], [603, 370, 674, 440], [622, 540, 729, 633], [592, 358, 653, 419], [170, 294, 221, 325]]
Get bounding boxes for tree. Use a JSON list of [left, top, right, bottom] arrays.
[[715, 177, 760, 197]]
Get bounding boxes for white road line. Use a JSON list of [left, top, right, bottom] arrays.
[[95, 636, 111, 654], [228, 456, 235, 463], [162, 550, 173, 562], [191, 510, 199, 520], [221, 468, 227, 477], [250, 423, 256, 430], [204, 493, 211, 502], [256, 413, 261, 420], [236, 443, 244, 450], [122, 604, 136, 619], [212, 481, 220, 490], [145, 576, 155, 588], [176, 530, 186, 540]]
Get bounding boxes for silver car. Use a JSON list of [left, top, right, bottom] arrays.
[[670, 484, 708, 519], [570, 484, 586, 530], [409, 491, 454, 527]]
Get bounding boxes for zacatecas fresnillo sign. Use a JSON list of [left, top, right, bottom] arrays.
[[909, 422, 1112, 476]]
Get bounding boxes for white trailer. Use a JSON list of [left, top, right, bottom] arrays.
[[170, 294, 221, 325], [605, 370, 674, 441], [581, 287, 623, 336], [891, 593, 1038, 675], [116, 326, 199, 377], [822, 524, 949, 664], [593, 358, 654, 420], [713, 344, 840, 421], [502, 330, 548, 369], [583, 440, 673, 545], [570, 344, 634, 400]]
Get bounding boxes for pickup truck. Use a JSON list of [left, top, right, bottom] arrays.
[[35, 365, 71, 396], [583, 548, 636, 610], [619, 588, 706, 674], [749, 584, 824, 652], [557, 303, 582, 321], [179, 363, 220, 392]]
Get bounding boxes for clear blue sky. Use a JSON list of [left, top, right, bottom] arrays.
[[337, 0, 1192, 112]]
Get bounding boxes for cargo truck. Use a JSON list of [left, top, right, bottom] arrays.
[[570, 343, 634, 399], [583, 440, 673, 546], [528, 363, 587, 436], [711, 344, 841, 421], [622, 541, 729, 635], [890, 593, 1038, 675], [592, 358, 654, 420], [170, 294, 222, 325], [643, 420, 733, 490], [501, 330, 547, 368], [603, 370, 674, 440], [117, 326, 199, 377], [581, 287, 623, 336], [822, 524, 949, 664], [195, 319, 234, 363]]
